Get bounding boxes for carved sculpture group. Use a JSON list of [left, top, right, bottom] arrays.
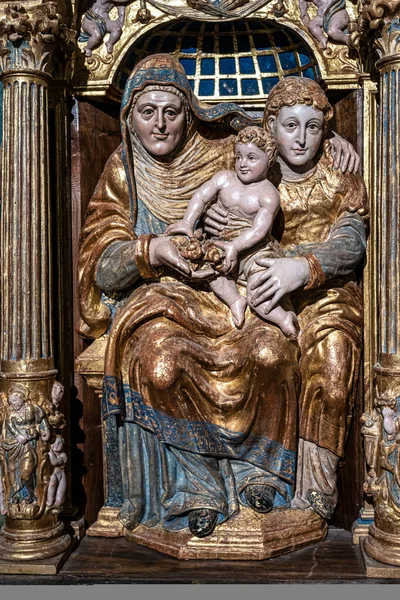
[[0, 382, 67, 520], [77, 52, 366, 550], [2, 0, 400, 572]]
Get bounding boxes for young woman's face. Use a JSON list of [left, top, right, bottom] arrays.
[[131, 90, 186, 157], [268, 104, 324, 170]]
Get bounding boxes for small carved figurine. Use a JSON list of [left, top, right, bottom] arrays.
[[0, 385, 49, 505], [299, 0, 350, 49], [79, 0, 129, 57], [362, 396, 400, 523], [166, 126, 298, 337], [361, 408, 383, 480], [382, 405, 400, 487], [49, 381, 66, 429], [46, 435, 67, 508]]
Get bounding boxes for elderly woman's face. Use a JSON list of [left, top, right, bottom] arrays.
[[268, 104, 324, 169], [131, 90, 186, 157]]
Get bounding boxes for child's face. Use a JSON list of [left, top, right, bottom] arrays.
[[235, 142, 270, 184], [52, 438, 64, 452]]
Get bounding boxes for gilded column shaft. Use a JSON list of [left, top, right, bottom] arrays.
[[361, 13, 400, 567], [0, 1, 73, 565], [1, 72, 53, 371], [373, 52, 400, 397], [376, 57, 400, 365]]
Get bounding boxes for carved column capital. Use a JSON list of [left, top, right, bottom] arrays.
[[0, 1, 74, 75], [360, 0, 400, 59]]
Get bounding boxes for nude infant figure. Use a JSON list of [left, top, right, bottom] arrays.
[[166, 126, 299, 339]]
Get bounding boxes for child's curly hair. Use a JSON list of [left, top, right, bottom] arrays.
[[236, 126, 277, 164]]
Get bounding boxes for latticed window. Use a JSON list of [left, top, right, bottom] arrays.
[[116, 19, 319, 107]]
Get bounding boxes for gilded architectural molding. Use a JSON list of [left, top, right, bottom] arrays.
[[73, 0, 361, 98]]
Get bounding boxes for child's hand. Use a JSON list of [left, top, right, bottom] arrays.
[[165, 220, 194, 238], [220, 242, 238, 274]]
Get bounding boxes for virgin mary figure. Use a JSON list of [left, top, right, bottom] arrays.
[[78, 54, 301, 538]]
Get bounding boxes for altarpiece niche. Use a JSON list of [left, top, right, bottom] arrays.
[[74, 0, 373, 562]]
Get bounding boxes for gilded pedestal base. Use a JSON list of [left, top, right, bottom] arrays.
[[0, 518, 71, 562], [361, 537, 400, 578], [0, 551, 72, 575], [363, 524, 400, 567], [352, 506, 375, 544], [125, 507, 327, 560], [87, 506, 124, 537]]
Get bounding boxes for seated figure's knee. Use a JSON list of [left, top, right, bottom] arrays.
[[314, 331, 355, 414], [251, 328, 297, 371], [141, 337, 179, 391]]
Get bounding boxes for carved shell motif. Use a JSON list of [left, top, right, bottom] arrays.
[[187, 0, 249, 13]]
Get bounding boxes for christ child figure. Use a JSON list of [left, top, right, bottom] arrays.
[[166, 126, 298, 339]]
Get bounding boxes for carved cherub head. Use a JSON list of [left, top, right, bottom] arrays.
[[51, 435, 65, 454]]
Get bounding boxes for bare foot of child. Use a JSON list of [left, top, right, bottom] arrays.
[[280, 311, 300, 341], [230, 297, 247, 328]]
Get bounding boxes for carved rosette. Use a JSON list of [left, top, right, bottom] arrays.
[[0, 1, 72, 563]]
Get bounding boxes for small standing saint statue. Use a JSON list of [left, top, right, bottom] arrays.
[[0, 385, 50, 506]]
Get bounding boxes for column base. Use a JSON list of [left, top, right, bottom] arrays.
[[0, 518, 71, 562], [87, 506, 124, 537], [361, 536, 400, 577], [363, 523, 400, 567], [352, 506, 375, 544], [0, 543, 73, 575], [125, 507, 327, 560]]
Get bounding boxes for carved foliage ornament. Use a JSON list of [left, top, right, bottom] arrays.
[[360, 0, 400, 57], [0, 1, 74, 73]]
